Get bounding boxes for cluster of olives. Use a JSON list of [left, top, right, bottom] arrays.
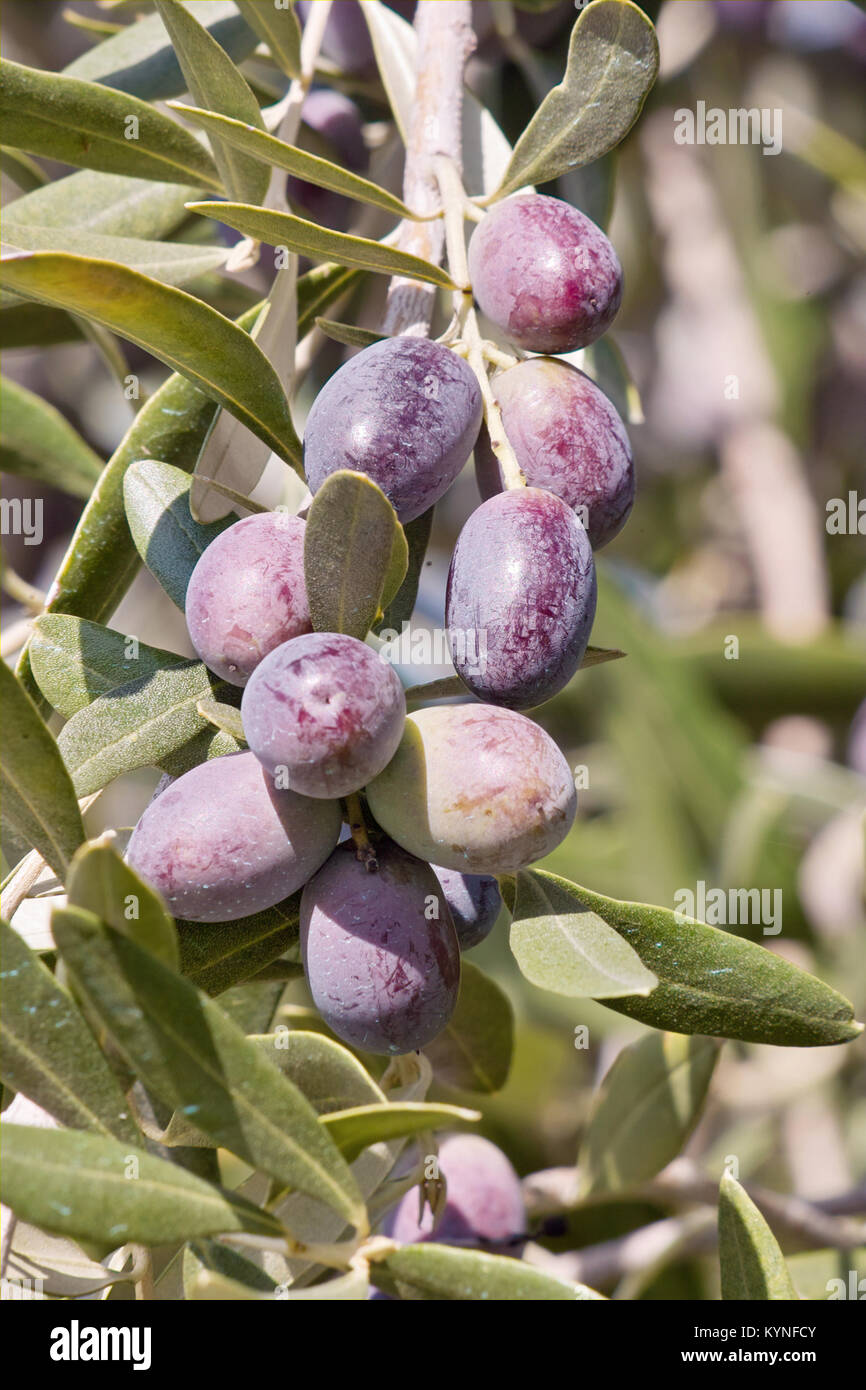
[[126, 192, 633, 1060]]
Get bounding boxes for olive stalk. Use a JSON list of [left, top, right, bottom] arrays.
[[435, 153, 525, 491]]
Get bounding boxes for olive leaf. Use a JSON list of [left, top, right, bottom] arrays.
[[186, 202, 456, 287], [1, 222, 229, 292], [493, 0, 659, 199], [0, 1123, 282, 1246], [510, 869, 659, 999], [297, 261, 366, 338], [562, 879, 863, 1047], [0, 662, 86, 878], [123, 458, 232, 610], [369, 1245, 605, 1301], [52, 907, 367, 1234], [0, 255, 302, 468], [0, 147, 48, 193], [322, 1102, 481, 1164], [176, 895, 302, 996], [718, 1173, 799, 1301], [235, 0, 302, 79], [0, 921, 139, 1143], [578, 1033, 721, 1194], [0, 167, 197, 241], [56, 659, 240, 797], [66, 840, 179, 971], [315, 317, 385, 349], [250, 1031, 385, 1115], [0, 376, 103, 499], [304, 470, 409, 640], [0, 58, 221, 189], [423, 961, 514, 1094], [154, 1, 269, 206], [29, 615, 192, 719], [183, 1239, 277, 1301], [197, 698, 246, 744], [378, 506, 435, 632], [582, 337, 644, 426], [63, 1, 258, 102], [173, 105, 416, 220]]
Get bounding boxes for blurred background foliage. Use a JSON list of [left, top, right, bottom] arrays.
[[1, 0, 864, 1299]]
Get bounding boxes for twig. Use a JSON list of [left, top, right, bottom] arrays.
[[435, 152, 525, 489], [380, 1, 475, 337], [522, 1159, 866, 1253]]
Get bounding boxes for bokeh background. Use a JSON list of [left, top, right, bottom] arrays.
[[2, 0, 864, 1299]]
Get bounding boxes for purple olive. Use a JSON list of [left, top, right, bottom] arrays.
[[300, 839, 460, 1054], [241, 632, 406, 799], [446, 487, 597, 709], [475, 357, 634, 549], [432, 866, 502, 951], [303, 336, 483, 523], [383, 1133, 526, 1255], [126, 751, 341, 923], [366, 704, 577, 874], [185, 512, 311, 688], [289, 88, 368, 229], [468, 194, 623, 353]]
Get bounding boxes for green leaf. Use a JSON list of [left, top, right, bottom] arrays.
[[183, 1238, 277, 1299], [582, 337, 643, 426], [155, 1, 269, 205], [322, 1102, 480, 1164], [250, 1031, 384, 1114], [63, 1, 259, 101], [30, 614, 192, 719], [174, 105, 416, 220], [0, 256, 302, 467], [176, 895, 302, 996], [370, 1245, 605, 1301], [404, 675, 471, 708], [578, 1032, 720, 1195], [0, 662, 86, 877], [186, 202, 456, 288], [67, 840, 179, 970], [569, 881, 864, 1046], [123, 458, 231, 609], [379, 506, 434, 632], [0, 303, 83, 350], [0, 146, 48, 192], [510, 869, 659, 999], [56, 659, 239, 796], [315, 317, 385, 349], [0, 921, 139, 1142], [493, 0, 659, 199], [304, 470, 408, 640], [53, 908, 367, 1233], [0, 1123, 281, 1245], [580, 644, 626, 669], [197, 698, 246, 743], [423, 961, 514, 1094], [235, 0, 302, 79], [297, 261, 365, 339], [0, 58, 221, 189], [1, 167, 198, 240], [718, 1173, 799, 1300], [0, 376, 103, 499], [1, 222, 229, 291]]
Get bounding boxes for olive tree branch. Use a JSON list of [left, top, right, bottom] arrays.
[[380, 0, 475, 337], [522, 1159, 866, 1251]]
